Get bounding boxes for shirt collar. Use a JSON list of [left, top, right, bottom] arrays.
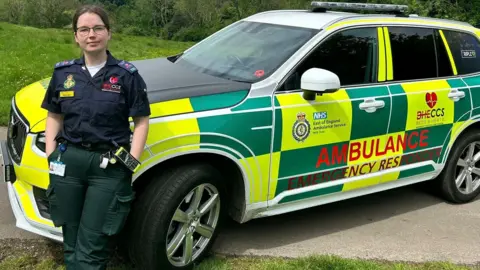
[[76, 50, 119, 66]]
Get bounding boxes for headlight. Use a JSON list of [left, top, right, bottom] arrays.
[[35, 132, 46, 152]]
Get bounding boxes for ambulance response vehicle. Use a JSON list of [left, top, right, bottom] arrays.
[[2, 2, 480, 269]]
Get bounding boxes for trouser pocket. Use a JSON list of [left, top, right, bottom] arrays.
[[102, 192, 135, 236], [45, 184, 65, 227]]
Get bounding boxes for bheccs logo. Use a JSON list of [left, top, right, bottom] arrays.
[[426, 92, 437, 108], [417, 92, 445, 120], [109, 76, 119, 84]]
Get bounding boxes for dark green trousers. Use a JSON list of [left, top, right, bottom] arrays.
[[46, 143, 135, 270]]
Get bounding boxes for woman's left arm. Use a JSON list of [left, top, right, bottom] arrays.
[[125, 68, 151, 161], [130, 116, 149, 160]]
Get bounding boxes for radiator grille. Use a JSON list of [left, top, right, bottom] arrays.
[[6, 107, 27, 164]]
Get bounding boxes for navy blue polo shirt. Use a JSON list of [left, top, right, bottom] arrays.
[[41, 51, 151, 147]]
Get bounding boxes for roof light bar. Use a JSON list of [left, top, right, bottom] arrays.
[[311, 1, 409, 14]]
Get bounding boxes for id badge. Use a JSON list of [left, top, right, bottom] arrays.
[[49, 161, 66, 177]]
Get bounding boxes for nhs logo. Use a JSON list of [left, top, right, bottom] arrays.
[[313, 111, 327, 120]]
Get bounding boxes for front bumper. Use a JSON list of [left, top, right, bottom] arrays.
[[7, 181, 63, 242], [1, 140, 63, 242]]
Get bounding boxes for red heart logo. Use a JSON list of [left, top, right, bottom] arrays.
[[425, 92, 437, 109], [110, 76, 118, 84]]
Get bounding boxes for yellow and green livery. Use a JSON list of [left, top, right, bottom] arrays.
[[2, 2, 480, 269]]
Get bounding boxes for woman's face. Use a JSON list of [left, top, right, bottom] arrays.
[[74, 12, 111, 54]]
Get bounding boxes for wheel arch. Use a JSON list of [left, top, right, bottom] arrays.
[[440, 118, 480, 165], [131, 150, 249, 223]]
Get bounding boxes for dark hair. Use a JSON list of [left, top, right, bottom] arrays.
[[72, 5, 110, 32]]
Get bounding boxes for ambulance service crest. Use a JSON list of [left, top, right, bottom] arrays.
[[63, 74, 75, 89], [292, 112, 310, 142]]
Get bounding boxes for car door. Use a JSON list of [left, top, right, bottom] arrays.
[[270, 26, 395, 204], [437, 28, 480, 157], [383, 26, 472, 179]]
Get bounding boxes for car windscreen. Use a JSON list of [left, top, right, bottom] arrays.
[[173, 21, 320, 83]]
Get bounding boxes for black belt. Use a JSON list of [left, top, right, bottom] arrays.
[[75, 142, 113, 151], [58, 138, 129, 151], [58, 140, 113, 151]]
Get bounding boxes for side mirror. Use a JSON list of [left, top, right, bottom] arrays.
[[301, 68, 340, 101]]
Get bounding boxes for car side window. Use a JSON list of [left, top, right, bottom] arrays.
[[434, 29, 455, 77], [278, 27, 378, 91], [441, 30, 480, 75], [387, 26, 438, 81]]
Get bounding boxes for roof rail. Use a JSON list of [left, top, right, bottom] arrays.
[[311, 1, 409, 15]]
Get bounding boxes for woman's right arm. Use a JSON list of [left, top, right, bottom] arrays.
[[45, 112, 63, 157], [41, 72, 63, 158]]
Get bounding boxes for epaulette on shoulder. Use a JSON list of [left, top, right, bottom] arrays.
[[54, 59, 76, 69], [118, 60, 138, 74]]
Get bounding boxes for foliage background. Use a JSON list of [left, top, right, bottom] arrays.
[[0, 21, 193, 125], [1, 0, 479, 43]]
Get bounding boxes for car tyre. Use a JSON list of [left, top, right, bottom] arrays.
[[126, 163, 227, 269], [438, 129, 480, 203]]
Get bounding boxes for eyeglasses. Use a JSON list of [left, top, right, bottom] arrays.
[[76, 25, 107, 36]]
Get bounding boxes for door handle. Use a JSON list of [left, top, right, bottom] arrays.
[[359, 98, 385, 113], [448, 88, 465, 102]]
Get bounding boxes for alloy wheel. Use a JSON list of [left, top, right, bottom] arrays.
[[165, 183, 221, 267], [455, 142, 480, 195]]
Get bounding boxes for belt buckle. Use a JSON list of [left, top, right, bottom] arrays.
[[81, 142, 92, 148]]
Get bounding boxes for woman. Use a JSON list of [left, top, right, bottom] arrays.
[[41, 4, 150, 269]]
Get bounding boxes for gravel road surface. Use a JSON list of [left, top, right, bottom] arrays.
[[0, 126, 479, 265]]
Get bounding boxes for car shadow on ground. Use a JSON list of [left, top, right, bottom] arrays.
[[212, 182, 456, 254]]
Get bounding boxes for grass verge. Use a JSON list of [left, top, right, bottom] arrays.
[[1, 254, 479, 270], [0, 239, 478, 270], [0, 22, 194, 125]]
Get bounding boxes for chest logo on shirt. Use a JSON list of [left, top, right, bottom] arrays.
[[102, 76, 122, 93], [110, 76, 119, 84], [63, 74, 75, 89]]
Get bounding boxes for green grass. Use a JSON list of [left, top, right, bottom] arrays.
[[0, 254, 478, 270], [0, 239, 478, 269], [0, 22, 194, 126]]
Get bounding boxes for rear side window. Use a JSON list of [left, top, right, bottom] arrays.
[[388, 27, 438, 81], [434, 30, 455, 77], [442, 30, 480, 75]]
